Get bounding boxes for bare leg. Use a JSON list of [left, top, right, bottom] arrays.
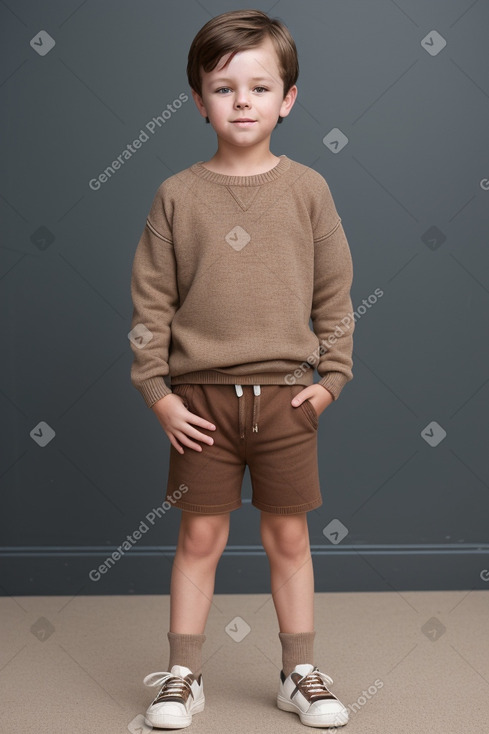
[[260, 511, 314, 632], [169, 510, 230, 633]]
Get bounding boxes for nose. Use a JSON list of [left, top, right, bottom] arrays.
[[235, 89, 251, 109]]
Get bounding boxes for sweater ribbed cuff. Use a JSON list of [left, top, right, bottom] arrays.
[[318, 372, 350, 401], [137, 377, 172, 408]]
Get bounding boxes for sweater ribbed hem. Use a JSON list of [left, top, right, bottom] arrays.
[[170, 369, 315, 388], [136, 369, 352, 408], [137, 376, 172, 408], [318, 371, 350, 400], [190, 155, 290, 186]]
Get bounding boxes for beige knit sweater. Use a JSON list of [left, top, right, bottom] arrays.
[[129, 155, 354, 408]]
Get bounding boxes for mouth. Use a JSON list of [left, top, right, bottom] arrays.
[[231, 119, 256, 125]]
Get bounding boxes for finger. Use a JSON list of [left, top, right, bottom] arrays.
[[176, 420, 215, 444], [181, 410, 216, 434], [174, 429, 205, 452], [183, 425, 215, 446], [181, 411, 216, 435], [185, 410, 216, 431], [292, 391, 314, 406], [169, 434, 185, 455]]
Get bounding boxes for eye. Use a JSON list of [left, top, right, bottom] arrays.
[[214, 86, 269, 94]]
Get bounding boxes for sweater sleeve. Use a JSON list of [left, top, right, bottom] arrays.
[[129, 186, 178, 408], [310, 180, 354, 401]]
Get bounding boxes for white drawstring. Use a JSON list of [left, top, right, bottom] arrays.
[[234, 384, 261, 434]]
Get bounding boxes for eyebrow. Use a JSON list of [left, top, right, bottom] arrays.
[[211, 76, 275, 84]]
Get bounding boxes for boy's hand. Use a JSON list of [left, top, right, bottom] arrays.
[[151, 394, 216, 454], [291, 384, 334, 419]]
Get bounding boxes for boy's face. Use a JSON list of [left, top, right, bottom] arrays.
[[191, 36, 297, 147]]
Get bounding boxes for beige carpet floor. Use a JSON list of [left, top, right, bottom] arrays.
[[1, 590, 488, 733]]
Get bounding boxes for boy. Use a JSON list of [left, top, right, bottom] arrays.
[[129, 8, 354, 729]]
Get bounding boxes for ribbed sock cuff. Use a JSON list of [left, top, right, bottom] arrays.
[[279, 630, 316, 677], [167, 631, 206, 678]]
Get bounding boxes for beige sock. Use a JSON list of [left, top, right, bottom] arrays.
[[167, 631, 206, 678], [279, 631, 316, 677]]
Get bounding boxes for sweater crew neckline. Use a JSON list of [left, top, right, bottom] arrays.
[[190, 155, 290, 186]]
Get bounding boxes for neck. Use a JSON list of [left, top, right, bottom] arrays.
[[204, 140, 280, 176]]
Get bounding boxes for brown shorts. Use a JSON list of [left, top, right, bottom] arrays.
[[165, 383, 322, 515]]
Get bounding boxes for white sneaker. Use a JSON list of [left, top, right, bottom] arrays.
[[277, 663, 349, 728], [143, 665, 205, 729]]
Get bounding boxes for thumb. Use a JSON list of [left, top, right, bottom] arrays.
[[291, 392, 307, 406]]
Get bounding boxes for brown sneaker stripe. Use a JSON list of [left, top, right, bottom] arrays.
[[290, 671, 338, 703], [152, 674, 195, 705]]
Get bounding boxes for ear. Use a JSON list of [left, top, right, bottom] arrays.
[[279, 84, 298, 120], [191, 88, 209, 120]]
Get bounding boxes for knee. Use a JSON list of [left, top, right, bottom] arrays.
[[261, 515, 310, 560], [179, 513, 229, 559]]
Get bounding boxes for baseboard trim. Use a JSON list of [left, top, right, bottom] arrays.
[[1, 545, 488, 594]]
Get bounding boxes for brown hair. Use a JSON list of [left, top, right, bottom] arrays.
[[187, 9, 299, 124]]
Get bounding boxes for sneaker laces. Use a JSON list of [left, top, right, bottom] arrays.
[[298, 667, 334, 695], [143, 671, 193, 702]]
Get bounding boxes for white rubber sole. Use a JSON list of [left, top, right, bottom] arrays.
[[277, 694, 348, 727], [145, 696, 205, 729]]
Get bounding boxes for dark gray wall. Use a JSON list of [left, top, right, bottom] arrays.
[[1, 0, 488, 595]]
